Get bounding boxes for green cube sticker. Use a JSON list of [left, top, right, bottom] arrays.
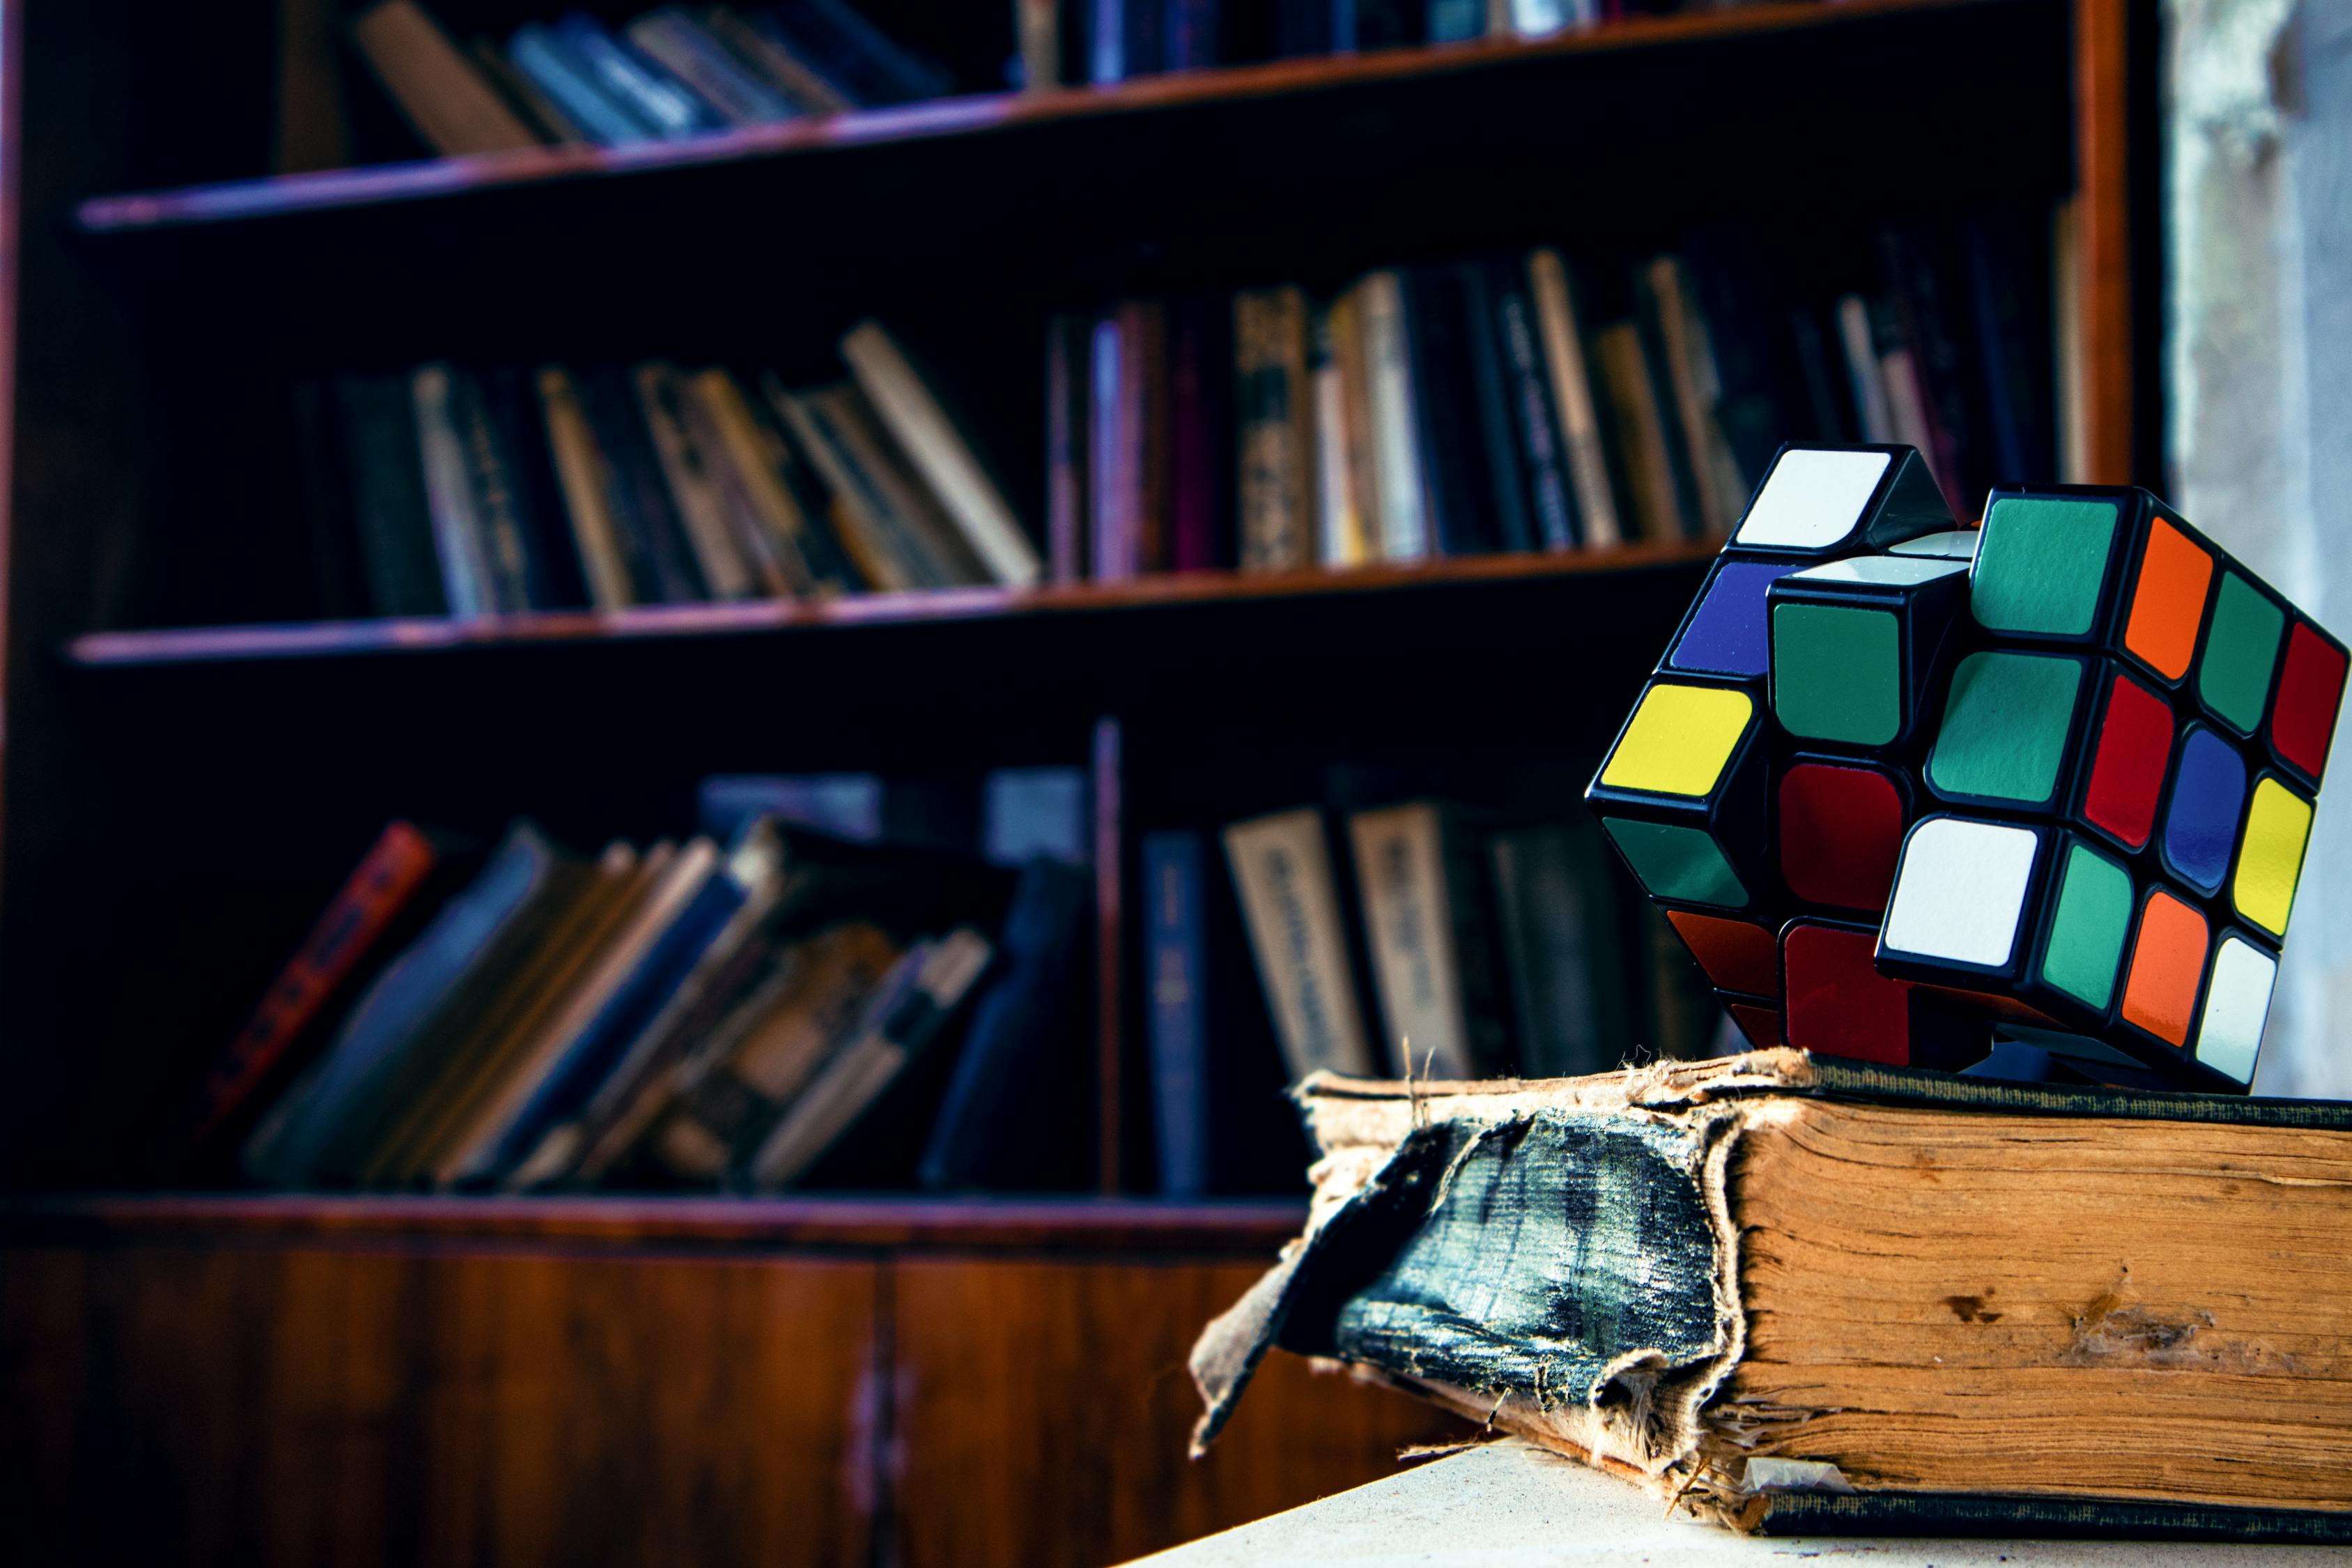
[[2040, 843, 2133, 1010], [1602, 818, 1747, 908], [1928, 652, 2083, 805], [1972, 497, 2119, 636], [1772, 603, 1901, 746], [2199, 572, 2286, 735]]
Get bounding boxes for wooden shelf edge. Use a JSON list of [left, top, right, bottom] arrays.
[[74, 0, 2030, 235], [65, 541, 1719, 668], [0, 1192, 1310, 1254]]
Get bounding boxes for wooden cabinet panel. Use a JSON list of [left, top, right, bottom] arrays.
[[0, 1245, 879, 1568], [890, 1257, 1468, 1568]]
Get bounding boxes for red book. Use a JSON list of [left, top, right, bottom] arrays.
[[186, 821, 450, 1147]]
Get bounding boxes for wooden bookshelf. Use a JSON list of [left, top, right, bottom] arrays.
[[0, 0, 2162, 1559], [66, 538, 1716, 665]]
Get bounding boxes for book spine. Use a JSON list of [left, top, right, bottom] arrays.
[[1016, 0, 1062, 87], [771, 384, 923, 590], [1358, 270, 1430, 560], [1526, 249, 1621, 547], [1167, 300, 1220, 574], [190, 823, 443, 1145], [1879, 225, 1980, 509], [577, 367, 707, 603], [684, 368, 831, 593], [535, 364, 636, 608], [1592, 321, 1680, 544], [479, 367, 590, 608], [507, 23, 656, 146], [839, 321, 1043, 587], [700, 8, 854, 114], [1310, 305, 1366, 567], [1327, 286, 1387, 562], [1234, 286, 1314, 572], [814, 384, 982, 586], [1144, 831, 1210, 1197], [1629, 267, 1705, 540], [1045, 314, 1089, 583], [1089, 0, 1123, 82], [1835, 292, 1898, 443], [410, 363, 496, 616], [1644, 255, 1744, 537], [1121, 300, 1169, 574], [553, 14, 722, 139], [348, 0, 542, 157], [635, 362, 758, 599], [1348, 807, 1466, 1077], [1165, 0, 1221, 70], [1491, 267, 1578, 550], [624, 13, 796, 127], [1089, 312, 1133, 580], [1222, 811, 1377, 1080], [451, 369, 541, 610], [1461, 263, 1535, 554], [335, 374, 449, 617], [1401, 267, 1492, 555]]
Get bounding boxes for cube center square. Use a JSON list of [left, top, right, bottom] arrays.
[[1972, 495, 2120, 638], [1927, 651, 2083, 807], [1588, 447, 2339, 1093], [2160, 725, 2249, 896], [2080, 670, 2174, 851], [1598, 682, 1754, 797], [1778, 761, 1905, 912], [1772, 603, 1900, 746]]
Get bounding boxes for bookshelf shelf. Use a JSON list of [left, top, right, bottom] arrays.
[[66, 0, 2071, 342], [66, 541, 1717, 667], [0, 1192, 1305, 1254], [75, 0, 2048, 240]]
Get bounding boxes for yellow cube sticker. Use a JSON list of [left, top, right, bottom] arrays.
[[2234, 776, 2313, 938], [1599, 683, 1754, 798]]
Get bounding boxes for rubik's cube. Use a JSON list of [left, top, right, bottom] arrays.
[[1585, 445, 2346, 1092]]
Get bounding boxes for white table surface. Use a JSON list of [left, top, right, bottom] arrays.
[[1124, 1441, 2352, 1567]]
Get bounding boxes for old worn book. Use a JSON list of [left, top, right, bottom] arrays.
[[1192, 1050, 2352, 1541]]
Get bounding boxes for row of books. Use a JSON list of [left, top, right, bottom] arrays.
[[350, 0, 948, 157], [350, 0, 1767, 166], [319, 321, 1038, 617], [1155, 800, 1721, 1195], [1059, 220, 2057, 580], [1056, 0, 1622, 86], [183, 770, 1709, 1195], [192, 810, 1095, 1193]]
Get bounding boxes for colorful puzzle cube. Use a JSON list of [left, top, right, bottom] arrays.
[[1587, 447, 2346, 1092]]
